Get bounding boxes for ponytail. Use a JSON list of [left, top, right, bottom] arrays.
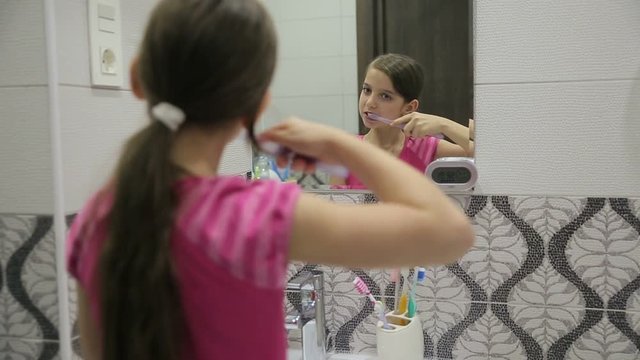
[[99, 120, 183, 360]]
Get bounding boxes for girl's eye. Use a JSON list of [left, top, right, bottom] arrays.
[[381, 93, 392, 100], [362, 87, 371, 94]]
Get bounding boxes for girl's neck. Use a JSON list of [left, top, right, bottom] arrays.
[[171, 124, 240, 178], [364, 126, 406, 156]]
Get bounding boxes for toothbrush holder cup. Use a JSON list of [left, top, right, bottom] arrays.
[[376, 311, 423, 360]]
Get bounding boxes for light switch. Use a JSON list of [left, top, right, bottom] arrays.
[[98, 18, 116, 33], [89, 0, 122, 88], [97, 4, 115, 20]]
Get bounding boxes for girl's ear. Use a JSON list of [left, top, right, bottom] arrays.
[[403, 99, 419, 114], [130, 56, 145, 99]]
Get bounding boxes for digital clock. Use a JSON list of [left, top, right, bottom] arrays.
[[425, 157, 477, 191]]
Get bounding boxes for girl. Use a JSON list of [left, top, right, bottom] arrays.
[[66, 1, 474, 360], [339, 54, 474, 188]]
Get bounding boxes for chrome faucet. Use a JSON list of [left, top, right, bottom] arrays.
[[285, 270, 327, 360]]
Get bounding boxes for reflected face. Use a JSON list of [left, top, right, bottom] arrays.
[[359, 68, 411, 129]]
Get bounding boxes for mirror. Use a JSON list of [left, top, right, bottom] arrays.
[[255, 0, 474, 190]]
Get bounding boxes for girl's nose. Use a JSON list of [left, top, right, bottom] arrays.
[[365, 96, 377, 109]]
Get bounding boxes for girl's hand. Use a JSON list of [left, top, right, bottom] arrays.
[[258, 117, 349, 170], [391, 112, 445, 138]]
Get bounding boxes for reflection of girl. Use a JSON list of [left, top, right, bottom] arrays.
[[337, 54, 473, 188]]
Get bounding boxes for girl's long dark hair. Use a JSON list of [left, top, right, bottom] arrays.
[[98, 1, 276, 359], [370, 53, 424, 102]]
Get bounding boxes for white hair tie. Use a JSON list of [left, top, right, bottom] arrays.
[[152, 102, 185, 131]]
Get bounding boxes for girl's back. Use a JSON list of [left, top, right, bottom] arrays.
[[68, 177, 300, 359]]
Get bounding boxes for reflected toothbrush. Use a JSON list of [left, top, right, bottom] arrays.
[[365, 112, 444, 139], [366, 112, 404, 129], [353, 277, 392, 330], [407, 267, 426, 318]]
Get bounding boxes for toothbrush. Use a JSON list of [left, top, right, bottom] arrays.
[[353, 277, 392, 330], [260, 141, 349, 178], [365, 112, 405, 129], [407, 267, 426, 318], [365, 112, 444, 139], [396, 268, 410, 314], [391, 268, 401, 313]]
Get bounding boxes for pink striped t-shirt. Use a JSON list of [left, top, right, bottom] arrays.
[[344, 135, 440, 189], [66, 176, 301, 360]]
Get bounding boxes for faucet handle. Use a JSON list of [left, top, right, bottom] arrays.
[[287, 271, 314, 291]]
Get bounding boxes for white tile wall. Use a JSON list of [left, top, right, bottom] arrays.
[[277, 18, 342, 59], [277, 0, 341, 20], [58, 86, 147, 211], [474, 0, 640, 197], [54, 0, 251, 213], [0, 0, 47, 87], [475, 0, 640, 84], [272, 57, 343, 97], [0, 0, 51, 213], [266, 0, 359, 134], [0, 87, 53, 213], [341, 0, 356, 17], [475, 79, 640, 197]]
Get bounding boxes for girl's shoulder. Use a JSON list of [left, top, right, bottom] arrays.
[[175, 176, 301, 288]]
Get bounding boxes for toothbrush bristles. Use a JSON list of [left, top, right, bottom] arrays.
[[353, 277, 376, 304]]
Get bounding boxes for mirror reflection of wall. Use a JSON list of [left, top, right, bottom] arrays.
[[259, 0, 359, 134]]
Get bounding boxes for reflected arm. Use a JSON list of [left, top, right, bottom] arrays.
[[435, 117, 474, 158]]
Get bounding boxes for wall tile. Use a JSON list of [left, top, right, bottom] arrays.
[[0, 338, 58, 360], [459, 197, 529, 297], [0, 0, 47, 86], [564, 310, 639, 360], [272, 57, 342, 97], [340, 0, 356, 17], [510, 303, 584, 358], [278, 0, 341, 20], [342, 55, 358, 95], [0, 87, 53, 214], [508, 197, 585, 308], [277, 18, 342, 59], [0, 215, 58, 342], [342, 95, 359, 134], [341, 17, 357, 56], [269, 96, 344, 130], [476, 0, 640, 83], [58, 85, 145, 212], [475, 79, 640, 197], [567, 199, 640, 304]]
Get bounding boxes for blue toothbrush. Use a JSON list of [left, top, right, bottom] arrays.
[[407, 267, 426, 318]]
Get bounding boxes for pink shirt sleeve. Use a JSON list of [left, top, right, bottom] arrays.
[[66, 193, 98, 281], [420, 136, 440, 166], [185, 179, 301, 289], [66, 190, 112, 286]]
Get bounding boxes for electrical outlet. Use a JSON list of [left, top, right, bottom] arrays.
[[89, 0, 122, 88]]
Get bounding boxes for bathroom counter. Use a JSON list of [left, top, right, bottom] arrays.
[[287, 349, 377, 360]]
